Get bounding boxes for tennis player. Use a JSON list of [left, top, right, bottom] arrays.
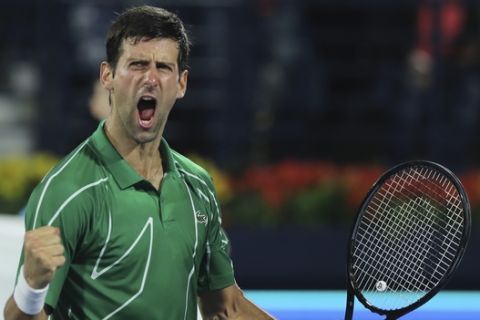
[[3, 6, 273, 320]]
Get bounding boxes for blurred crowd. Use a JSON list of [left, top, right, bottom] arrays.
[[0, 0, 480, 172]]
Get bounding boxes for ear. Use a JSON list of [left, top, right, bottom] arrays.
[[100, 61, 114, 90], [176, 70, 188, 99]]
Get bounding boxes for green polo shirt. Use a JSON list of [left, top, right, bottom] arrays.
[[19, 123, 235, 319]]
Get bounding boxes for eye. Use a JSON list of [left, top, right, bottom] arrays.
[[130, 61, 148, 69], [156, 62, 173, 71]]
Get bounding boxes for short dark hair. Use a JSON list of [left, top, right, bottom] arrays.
[[106, 6, 191, 72]]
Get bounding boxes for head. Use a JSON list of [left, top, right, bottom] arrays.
[[106, 6, 190, 75], [101, 6, 190, 146]]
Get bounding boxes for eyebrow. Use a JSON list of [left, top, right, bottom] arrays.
[[127, 57, 175, 68]]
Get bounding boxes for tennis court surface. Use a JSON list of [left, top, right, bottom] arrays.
[[246, 290, 480, 320]]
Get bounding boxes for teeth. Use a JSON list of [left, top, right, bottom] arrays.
[[142, 96, 154, 101]]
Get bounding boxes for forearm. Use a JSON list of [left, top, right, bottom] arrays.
[[5, 226, 63, 320], [4, 296, 47, 320], [199, 286, 275, 320], [201, 298, 274, 320], [228, 296, 274, 320]]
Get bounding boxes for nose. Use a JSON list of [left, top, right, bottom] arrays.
[[143, 65, 158, 88]]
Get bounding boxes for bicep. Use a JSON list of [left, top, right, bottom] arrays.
[[198, 180, 235, 291]]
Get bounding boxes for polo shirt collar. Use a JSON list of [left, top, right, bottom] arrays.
[[91, 121, 180, 189]]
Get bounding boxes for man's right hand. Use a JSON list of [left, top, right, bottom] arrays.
[[23, 226, 65, 289]]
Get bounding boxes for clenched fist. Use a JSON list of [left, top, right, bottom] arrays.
[[23, 226, 65, 289]]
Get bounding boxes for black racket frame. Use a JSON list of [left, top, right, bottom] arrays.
[[344, 160, 471, 320]]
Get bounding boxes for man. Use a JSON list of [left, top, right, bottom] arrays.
[[4, 6, 273, 320]]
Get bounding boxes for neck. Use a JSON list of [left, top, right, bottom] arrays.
[[104, 121, 164, 189]]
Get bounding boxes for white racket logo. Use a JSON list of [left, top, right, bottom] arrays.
[[375, 280, 387, 292]]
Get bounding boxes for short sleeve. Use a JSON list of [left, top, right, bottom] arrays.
[[197, 177, 235, 292], [18, 180, 92, 309]]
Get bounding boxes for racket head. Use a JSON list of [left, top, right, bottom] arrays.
[[346, 160, 471, 319]]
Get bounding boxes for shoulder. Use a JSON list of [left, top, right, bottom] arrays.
[[170, 150, 214, 190], [25, 138, 107, 228], [43, 138, 101, 182], [35, 139, 105, 197], [169, 150, 223, 220]]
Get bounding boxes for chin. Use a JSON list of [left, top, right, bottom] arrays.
[[125, 117, 163, 145], [133, 133, 158, 145]]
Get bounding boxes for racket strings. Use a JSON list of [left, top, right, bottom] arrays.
[[355, 199, 440, 294], [352, 166, 465, 310], [359, 201, 442, 295], [357, 188, 462, 298], [359, 188, 458, 285], [372, 168, 464, 257], [370, 187, 462, 267], [389, 169, 463, 228], [355, 201, 453, 305], [358, 187, 461, 295]]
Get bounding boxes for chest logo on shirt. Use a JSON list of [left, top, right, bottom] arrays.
[[195, 210, 208, 224]]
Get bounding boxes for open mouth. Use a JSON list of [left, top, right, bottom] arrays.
[[137, 96, 157, 128]]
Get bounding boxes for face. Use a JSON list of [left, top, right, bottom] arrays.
[[101, 37, 188, 145]]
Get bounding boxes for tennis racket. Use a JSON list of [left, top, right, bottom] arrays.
[[344, 160, 471, 320]]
